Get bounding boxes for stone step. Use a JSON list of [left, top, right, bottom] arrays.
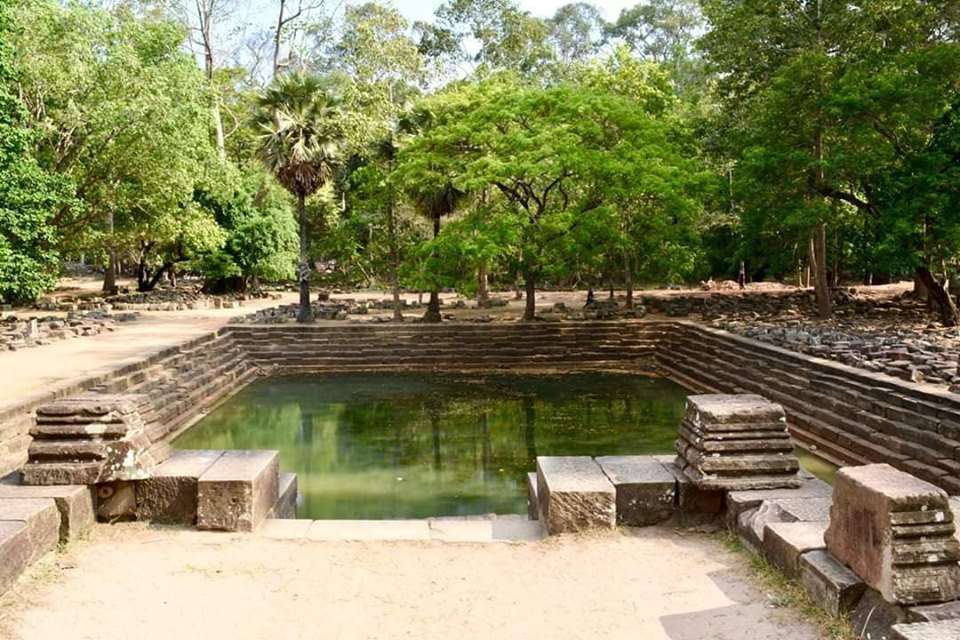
[[0, 498, 61, 596], [595, 455, 675, 526], [197, 450, 279, 532], [136, 450, 225, 525], [892, 620, 960, 640], [535, 456, 615, 535], [799, 549, 866, 617], [0, 485, 94, 542]]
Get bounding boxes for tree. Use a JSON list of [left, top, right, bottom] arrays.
[[0, 1, 68, 304], [700, 0, 960, 319], [396, 75, 701, 321], [255, 73, 342, 323]]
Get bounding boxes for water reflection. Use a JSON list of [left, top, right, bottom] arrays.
[[175, 372, 689, 519]]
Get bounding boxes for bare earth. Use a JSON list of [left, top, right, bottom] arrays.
[[0, 524, 817, 640]]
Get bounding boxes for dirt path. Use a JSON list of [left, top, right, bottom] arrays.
[[0, 524, 818, 640]]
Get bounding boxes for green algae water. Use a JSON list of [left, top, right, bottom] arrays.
[[175, 372, 688, 519]]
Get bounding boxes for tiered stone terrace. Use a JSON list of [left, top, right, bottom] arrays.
[[4, 318, 960, 500]]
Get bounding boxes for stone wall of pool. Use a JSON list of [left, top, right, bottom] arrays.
[[4, 319, 960, 495]]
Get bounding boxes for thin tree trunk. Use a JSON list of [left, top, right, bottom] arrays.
[[523, 269, 536, 321], [102, 211, 116, 294], [624, 250, 634, 309], [916, 266, 958, 327], [424, 214, 442, 323], [477, 261, 489, 305], [297, 192, 312, 324], [385, 199, 403, 322], [811, 222, 832, 318]]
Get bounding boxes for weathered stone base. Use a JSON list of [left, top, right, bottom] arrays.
[[0, 484, 93, 542], [536, 457, 615, 535], [799, 549, 866, 617], [136, 450, 225, 525], [595, 456, 675, 526], [197, 450, 279, 532]]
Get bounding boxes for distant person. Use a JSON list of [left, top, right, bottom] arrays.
[[738, 262, 746, 290]]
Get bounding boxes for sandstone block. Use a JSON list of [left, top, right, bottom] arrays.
[[763, 521, 826, 578], [0, 498, 60, 570], [800, 550, 866, 617], [0, 522, 31, 596], [96, 481, 136, 521], [825, 464, 960, 605], [536, 456, 615, 535], [907, 601, 960, 623], [0, 484, 94, 542], [852, 588, 910, 640], [197, 450, 279, 532], [595, 456, 675, 526], [891, 620, 960, 640], [136, 450, 224, 525]]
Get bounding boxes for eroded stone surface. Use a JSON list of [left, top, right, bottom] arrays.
[[24, 395, 158, 485], [527, 472, 539, 521], [536, 457, 615, 535], [197, 450, 279, 532], [891, 620, 960, 640], [675, 394, 801, 491], [270, 472, 298, 519], [825, 464, 960, 605], [596, 456, 675, 526], [763, 521, 826, 578], [800, 549, 866, 617], [136, 450, 224, 525], [0, 498, 60, 573], [0, 484, 93, 542]]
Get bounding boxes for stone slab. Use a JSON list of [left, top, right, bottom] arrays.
[[825, 464, 960, 605], [271, 472, 298, 519], [763, 521, 827, 578], [0, 484, 93, 542], [595, 456, 675, 526], [891, 620, 960, 640], [773, 497, 833, 523], [800, 549, 866, 617], [526, 472, 539, 521], [686, 394, 787, 425], [536, 457, 615, 535], [0, 521, 31, 596], [197, 450, 279, 532], [908, 601, 960, 623], [136, 450, 224, 525], [0, 498, 60, 568], [307, 520, 430, 541], [725, 477, 832, 526]]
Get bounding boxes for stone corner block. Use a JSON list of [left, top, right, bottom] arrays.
[[536, 456, 615, 535]]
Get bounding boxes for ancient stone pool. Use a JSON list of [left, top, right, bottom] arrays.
[[174, 372, 690, 519]]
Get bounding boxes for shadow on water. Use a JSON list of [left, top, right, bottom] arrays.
[[175, 372, 689, 519]]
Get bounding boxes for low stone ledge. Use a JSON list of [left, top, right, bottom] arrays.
[[536, 456, 615, 535], [0, 498, 60, 594], [197, 450, 279, 532], [763, 521, 827, 578], [526, 472, 539, 521], [270, 472, 298, 519], [136, 450, 225, 525], [0, 484, 93, 542], [892, 620, 960, 640], [595, 456, 675, 526], [800, 549, 866, 617]]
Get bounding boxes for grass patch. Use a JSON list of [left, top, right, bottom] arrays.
[[720, 532, 855, 640]]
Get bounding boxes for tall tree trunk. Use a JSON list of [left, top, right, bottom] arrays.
[[811, 222, 832, 318], [916, 266, 958, 327], [385, 199, 403, 322], [424, 214, 442, 323], [624, 250, 634, 309], [523, 268, 536, 321], [212, 96, 225, 161], [297, 192, 312, 324]]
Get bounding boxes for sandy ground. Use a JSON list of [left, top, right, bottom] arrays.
[[0, 523, 818, 640]]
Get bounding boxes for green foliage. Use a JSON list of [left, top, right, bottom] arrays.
[[0, 2, 68, 303]]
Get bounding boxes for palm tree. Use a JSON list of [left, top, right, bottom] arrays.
[[254, 73, 341, 323]]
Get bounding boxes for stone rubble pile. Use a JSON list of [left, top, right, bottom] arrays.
[[719, 319, 960, 387], [0, 311, 137, 352], [33, 286, 276, 313], [674, 394, 802, 490]]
